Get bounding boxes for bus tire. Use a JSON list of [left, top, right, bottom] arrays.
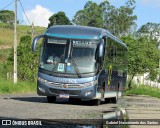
[[69, 98, 75, 103], [111, 91, 118, 104], [47, 96, 56, 103], [111, 97, 117, 104], [92, 99, 101, 106], [105, 98, 110, 103], [69, 98, 81, 103]]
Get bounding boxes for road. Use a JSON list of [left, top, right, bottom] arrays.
[[120, 95, 160, 128], [0, 94, 160, 128]]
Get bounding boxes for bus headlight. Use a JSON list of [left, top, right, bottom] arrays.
[[85, 91, 92, 96], [83, 80, 98, 87], [38, 77, 48, 84], [38, 86, 45, 93]]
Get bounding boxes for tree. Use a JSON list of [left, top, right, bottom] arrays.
[[0, 10, 14, 28], [4, 35, 39, 82], [48, 11, 72, 28], [137, 22, 160, 49], [137, 22, 160, 37], [121, 35, 160, 88], [72, 0, 137, 36], [106, 0, 137, 36], [17, 35, 39, 81], [73, 1, 104, 28]]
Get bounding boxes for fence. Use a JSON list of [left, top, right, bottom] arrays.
[[132, 73, 160, 88]]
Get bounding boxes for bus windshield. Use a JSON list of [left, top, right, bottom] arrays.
[[39, 37, 99, 77]]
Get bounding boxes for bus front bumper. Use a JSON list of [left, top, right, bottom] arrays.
[[37, 81, 97, 100]]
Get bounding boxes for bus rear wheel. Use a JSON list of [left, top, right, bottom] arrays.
[[47, 96, 56, 103], [111, 97, 117, 103], [111, 92, 118, 104]]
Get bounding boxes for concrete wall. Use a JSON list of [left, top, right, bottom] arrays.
[[132, 73, 160, 88]]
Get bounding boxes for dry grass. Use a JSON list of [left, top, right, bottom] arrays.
[[0, 28, 14, 46], [0, 23, 46, 46]]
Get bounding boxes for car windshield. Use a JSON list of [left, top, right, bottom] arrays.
[[39, 37, 99, 76]]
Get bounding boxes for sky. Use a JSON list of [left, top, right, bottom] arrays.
[[0, 0, 160, 29]]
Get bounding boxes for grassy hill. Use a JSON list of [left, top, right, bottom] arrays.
[[0, 49, 10, 64], [0, 22, 46, 46], [0, 22, 46, 64]]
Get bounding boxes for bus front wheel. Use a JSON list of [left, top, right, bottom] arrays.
[[47, 96, 56, 103], [92, 99, 101, 106]]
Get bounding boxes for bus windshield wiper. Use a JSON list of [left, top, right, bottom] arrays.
[[71, 57, 82, 78]]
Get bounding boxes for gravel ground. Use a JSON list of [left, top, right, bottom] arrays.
[[0, 94, 160, 128]]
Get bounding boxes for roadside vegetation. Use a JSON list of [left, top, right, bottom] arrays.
[[0, 78, 36, 94], [0, 22, 45, 46], [0, 48, 10, 64], [125, 85, 160, 98], [0, 35, 40, 82]]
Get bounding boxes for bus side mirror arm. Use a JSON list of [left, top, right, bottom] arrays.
[[32, 35, 44, 52], [99, 39, 104, 57]]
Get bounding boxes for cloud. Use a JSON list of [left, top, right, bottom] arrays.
[[23, 5, 53, 27]]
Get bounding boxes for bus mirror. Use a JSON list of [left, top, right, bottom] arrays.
[[99, 39, 104, 57], [32, 35, 44, 52]]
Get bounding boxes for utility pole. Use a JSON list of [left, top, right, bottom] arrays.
[[31, 22, 34, 43], [14, 0, 17, 84]]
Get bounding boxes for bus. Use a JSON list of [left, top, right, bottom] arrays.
[[32, 25, 127, 105]]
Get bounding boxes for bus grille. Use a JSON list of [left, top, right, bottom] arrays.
[[47, 82, 88, 88], [49, 88, 81, 95], [38, 77, 95, 88]]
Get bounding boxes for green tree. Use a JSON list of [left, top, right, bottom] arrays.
[[72, 0, 137, 36], [106, 0, 137, 36], [73, 1, 104, 27], [0, 10, 14, 28], [48, 11, 72, 28], [137, 22, 160, 37], [4, 35, 39, 82], [137, 22, 160, 48], [121, 35, 160, 88], [17, 35, 39, 81]]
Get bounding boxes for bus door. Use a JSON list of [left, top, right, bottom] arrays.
[[97, 69, 107, 98]]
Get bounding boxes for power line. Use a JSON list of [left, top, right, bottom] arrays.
[[18, 0, 31, 25], [0, 1, 14, 11]]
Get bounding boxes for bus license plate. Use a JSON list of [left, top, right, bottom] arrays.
[[59, 94, 70, 98]]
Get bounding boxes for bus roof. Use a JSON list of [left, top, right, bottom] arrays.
[[44, 25, 127, 48]]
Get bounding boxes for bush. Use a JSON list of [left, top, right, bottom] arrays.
[[125, 84, 160, 98], [3, 35, 39, 82], [0, 78, 36, 94]]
